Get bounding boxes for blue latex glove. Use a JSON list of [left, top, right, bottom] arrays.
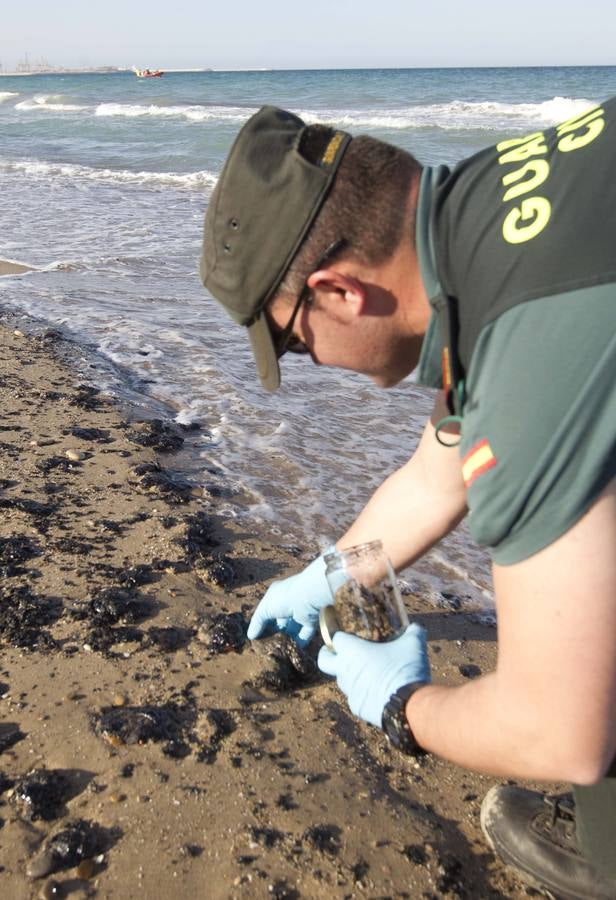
[[318, 623, 431, 727], [247, 547, 335, 646]]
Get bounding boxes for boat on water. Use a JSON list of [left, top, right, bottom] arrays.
[[132, 67, 164, 78]]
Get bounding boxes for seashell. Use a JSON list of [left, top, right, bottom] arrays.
[[65, 449, 86, 462]]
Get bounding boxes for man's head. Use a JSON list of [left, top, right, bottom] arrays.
[[200, 106, 422, 390]]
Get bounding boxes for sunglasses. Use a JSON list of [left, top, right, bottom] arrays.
[[271, 238, 347, 359]]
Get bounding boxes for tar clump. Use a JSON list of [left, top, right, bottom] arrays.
[[181, 511, 218, 555], [195, 554, 236, 590], [251, 634, 317, 692], [129, 462, 192, 503], [116, 564, 157, 589], [84, 624, 144, 653], [69, 385, 102, 411], [72, 585, 153, 653], [0, 585, 62, 650], [76, 587, 154, 626], [195, 708, 236, 764], [70, 425, 112, 443], [249, 825, 285, 848], [128, 419, 185, 453], [0, 726, 25, 755], [93, 702, 195, 757], [302, 823, 342, 856], [12, 769, 71, 821], [0, 496, 56, 531], [0, 534, 41, 576], [27, 818, 108, 879], [0, 771, 13, 793], [204, 612, 247, 654]]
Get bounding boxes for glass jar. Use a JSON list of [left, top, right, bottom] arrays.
[[319, 540, 408, 650]]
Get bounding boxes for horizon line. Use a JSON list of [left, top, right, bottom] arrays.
[[2, 62, 616, 77]]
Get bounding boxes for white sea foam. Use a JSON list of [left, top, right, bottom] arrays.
[[8, 94, 597, 133], [95, 102, 251, 123], [299, 96, 597, 132], [0, 91, 19, 103], [0, 157, 217, 190], [14, 94, 89, 112]]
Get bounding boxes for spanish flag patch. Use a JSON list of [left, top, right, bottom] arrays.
[[462, 439, 497, 487]]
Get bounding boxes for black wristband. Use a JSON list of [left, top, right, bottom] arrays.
[[381, 681, 427, 755]]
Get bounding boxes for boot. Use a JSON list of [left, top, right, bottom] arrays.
[[480, 785, 616, 899]]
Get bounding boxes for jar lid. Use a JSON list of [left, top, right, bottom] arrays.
[[319, 605, 339, 651]]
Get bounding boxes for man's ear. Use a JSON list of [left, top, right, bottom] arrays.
[[306, 269, 366, 319]]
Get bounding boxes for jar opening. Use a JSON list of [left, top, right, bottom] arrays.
[[323, 539, 383, 567]]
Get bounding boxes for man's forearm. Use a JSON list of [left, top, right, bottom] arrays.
[[339, 406, 467, 571], [407, 675, 595, 784]]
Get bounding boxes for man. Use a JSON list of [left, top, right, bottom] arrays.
[[200, 102, 616, 898]]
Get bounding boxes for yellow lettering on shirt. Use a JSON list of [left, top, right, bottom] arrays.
[[495, 104, 607, 244], [498, 134, 549, 165], [557, 107, 605, 152], [502, 159, 550, 203], [556, 106, 602, 135], [496, 132, 544, 153], [502, 197, 552, 244]]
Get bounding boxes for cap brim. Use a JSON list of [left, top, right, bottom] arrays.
[[247, 314, 281, 392]]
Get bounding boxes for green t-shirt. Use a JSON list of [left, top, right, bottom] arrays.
[[416, 171, 616, 565]]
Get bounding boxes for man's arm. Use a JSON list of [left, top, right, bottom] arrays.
[[247, 392, 467, 642], [407, 476, 616, 785], [339, 392, 468, 569]]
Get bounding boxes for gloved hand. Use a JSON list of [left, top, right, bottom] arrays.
[[247, 547, 335, 646], [318, 623, 430, 728]]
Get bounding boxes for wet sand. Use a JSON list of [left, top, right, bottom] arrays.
[[0, 261, 35, 277], [0, 317, 555, 899]]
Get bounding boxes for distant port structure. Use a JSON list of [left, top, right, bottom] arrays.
[[0, 54, 122, 75], [0, 57, 211, 76]]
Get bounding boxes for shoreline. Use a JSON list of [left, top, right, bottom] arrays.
[[0, 321, 546, 898]]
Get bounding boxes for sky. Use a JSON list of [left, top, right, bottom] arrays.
[[1, 0, 615, 72]]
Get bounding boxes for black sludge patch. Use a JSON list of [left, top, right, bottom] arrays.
[[129, 462, 192, 503], [0, 723, 25, 755], [27, 818, 119, 879], [92, 702, 195, 758], [128, 419, 185, 453], [302, 823, 342, 855], [12, 768, 72, 822], [73, 587, 154, 627], [0, 534, 41, 576], [205, 612, 247, 655], [0, 585, 62, 650], [251, 634, 317, 692]]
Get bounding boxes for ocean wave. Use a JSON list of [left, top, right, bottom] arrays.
[[7, 94, 596, 133], [0, 157, 217, 190], [95, 102, 251, 123], [14, 94, 89, 112], [0, 91, 19, 103], [299, 96, 597, 132]]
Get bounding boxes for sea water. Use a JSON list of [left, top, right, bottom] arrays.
[[2, 66, 615, 611]]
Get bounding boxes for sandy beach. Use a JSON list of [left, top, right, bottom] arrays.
[[0, 300, 558, 899], [0, 261, 35, 277]]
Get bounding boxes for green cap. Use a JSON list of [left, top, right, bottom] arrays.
[[200, 106, 351, 391]]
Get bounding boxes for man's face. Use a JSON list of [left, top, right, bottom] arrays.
[[266, 289, 422, 388]]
